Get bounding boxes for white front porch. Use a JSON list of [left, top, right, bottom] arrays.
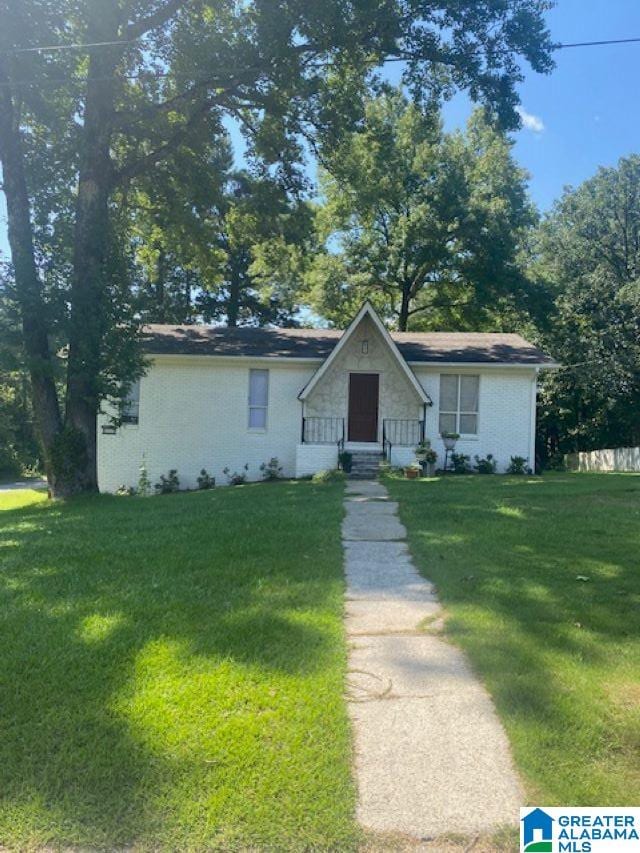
[[294, 416, 424, 478], [294, 303, 432, 478]]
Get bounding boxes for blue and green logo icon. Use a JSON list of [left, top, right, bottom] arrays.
[[522, 808, 554, 852]]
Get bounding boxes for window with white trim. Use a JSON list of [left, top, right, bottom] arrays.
[[248, 369, 269, 429], [122, 379, 140, 424], [439, 374, 479, 435]]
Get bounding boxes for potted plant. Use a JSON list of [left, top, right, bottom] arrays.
[[338, 450, 353, 473], [404, 460, 421, 480], [440, 431, 460, 451], [415, 440, 437, 477], [423, 448, 437, 476], [440, 431, 459, 474]]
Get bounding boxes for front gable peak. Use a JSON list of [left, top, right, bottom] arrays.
[[298, 302, 430, 403]]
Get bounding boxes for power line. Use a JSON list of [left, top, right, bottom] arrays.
[[554, 36, 640, 49], [2, 32, 640, 57], [1, 33, 640, 88], [0, 71, 173, 88], [1, 39, 134, 55]]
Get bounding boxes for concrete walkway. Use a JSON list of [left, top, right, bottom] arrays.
[[342, 479, 522, 843]]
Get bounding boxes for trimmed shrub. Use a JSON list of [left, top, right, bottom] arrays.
[[450, 452, 471, 474], [260, 458, 283, 481], [223, 464, 249, 486], [474, 454, 497, 474], [312, 469, 346, 484], [197, 469, 216, 489], [154, 469, 180, 494], [506, 456, 530, 475]]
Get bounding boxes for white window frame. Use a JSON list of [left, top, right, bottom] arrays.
[[122, 379, 140, 425], [248, 368, 269, 431], [439, 374, 480, 437]]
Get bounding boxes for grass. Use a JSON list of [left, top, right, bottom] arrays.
[[0, 489, 48, 512], [0, 481, 357, 851], [386, 472, 640, 806]]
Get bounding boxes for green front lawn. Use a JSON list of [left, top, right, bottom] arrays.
[[0, 488, 48, 512], [386, 472, 640, 806], [0, 482, 356, 850]]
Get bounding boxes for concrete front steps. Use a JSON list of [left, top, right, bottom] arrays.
[[348, 450, 384, 479]]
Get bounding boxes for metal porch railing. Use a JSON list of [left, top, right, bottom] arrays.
[[382, 418, 425, 462], [301, 416, 345, 449]]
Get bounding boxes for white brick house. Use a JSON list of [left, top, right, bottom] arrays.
[[97, 302, 557, 491]]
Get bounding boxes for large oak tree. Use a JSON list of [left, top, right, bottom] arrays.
[[307, 92, 538, 330], [0, 0, 553, 495]]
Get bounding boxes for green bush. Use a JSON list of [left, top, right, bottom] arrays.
[[137, 456, 152, 496], [260, 458, 283, 481], [197, 468, 216, 489], [450, 452, 471, 474], [0, 445, 21, 479], [154, 469, 180, 494], [223, 464, 249, 486], [311, 469, 345, 484], [506, 456, 530, 475], [474, 454, 497, 474]]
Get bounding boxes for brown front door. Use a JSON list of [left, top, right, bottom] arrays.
[[348, 373, 379, 442]]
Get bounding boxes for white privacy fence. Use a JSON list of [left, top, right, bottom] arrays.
[[566, 447, 640, 473]]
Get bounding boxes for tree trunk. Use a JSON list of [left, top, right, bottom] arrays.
[[227, 264, 241, 327], [398, 286, 411, 331], [64, 30, 121, 494], [155, 247, 166, 322], [0, 58, 63, 492]]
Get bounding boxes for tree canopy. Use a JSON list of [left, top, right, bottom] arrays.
[[307, 92, 538, 330], [534, 155, 640, 462], [0, 0, 553, 494]]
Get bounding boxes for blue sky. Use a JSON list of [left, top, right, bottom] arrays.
[[1, 1, 640, 257]]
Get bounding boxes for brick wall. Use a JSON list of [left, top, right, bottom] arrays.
[[97, 356, 538, 491], [414, 367, 537, 473], [98, 356, 316, 492]]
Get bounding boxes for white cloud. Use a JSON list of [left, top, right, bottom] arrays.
[[516, 106, 545, 133]]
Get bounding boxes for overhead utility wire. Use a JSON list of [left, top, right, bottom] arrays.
[[0, 39, 134, 54], [2, 33, 640, 87], [3, 33, 640, 56], [554, 36, 640, 49]]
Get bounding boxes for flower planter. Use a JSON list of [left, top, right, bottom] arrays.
[[405, 467, 420, 479]]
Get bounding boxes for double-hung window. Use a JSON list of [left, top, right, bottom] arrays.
[[248, 369, 269, 429], [439, 374, 479, 435], [122, 379, 140, 424]]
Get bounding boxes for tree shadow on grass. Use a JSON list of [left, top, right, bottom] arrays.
[[0, 484, 346, 847], [391, 473, 640, 802]]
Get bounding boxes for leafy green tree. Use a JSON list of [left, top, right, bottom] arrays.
[[0, 0, 553, 495], [125, 139, 317, 326], [195, 172, 316, 327], [534, 156, 640, 462], [308, 92, 537, 330], [123, 138, 230, 326]]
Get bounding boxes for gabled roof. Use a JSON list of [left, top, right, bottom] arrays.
[[297, 302, 430, 403], [141, 321, 557, 366]]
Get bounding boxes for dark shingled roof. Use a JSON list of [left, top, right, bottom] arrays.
[[142, 324, 556, 366]]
